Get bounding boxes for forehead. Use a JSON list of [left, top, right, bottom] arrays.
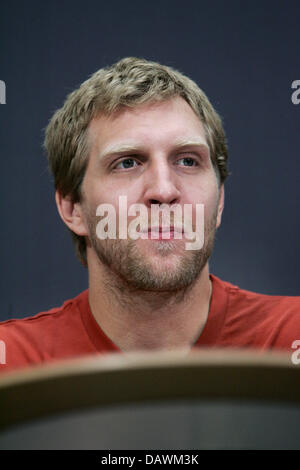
[[87, 97, 208, 152]]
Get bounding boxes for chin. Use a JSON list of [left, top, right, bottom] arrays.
[[137, 238, 186, 256]]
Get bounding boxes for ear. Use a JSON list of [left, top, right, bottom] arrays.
[[216, 184, 225, 228], [55, 191, 89, 237]]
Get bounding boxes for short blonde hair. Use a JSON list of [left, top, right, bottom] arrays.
[[44, 57, 228, 265]]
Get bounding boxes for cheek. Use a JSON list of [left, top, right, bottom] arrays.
[[187, 179, 219, 205], [113, 181, 144, 209], [83, 181, 121, 208], [100, 177, 143, 203], [187, 187, 220, 225], [84, 184, 144, 226]]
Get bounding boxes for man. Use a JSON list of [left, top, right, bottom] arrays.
[[0, 57, 299, 373]]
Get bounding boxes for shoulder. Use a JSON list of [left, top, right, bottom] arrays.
[[211, 275, 300, 350], [212, 274, 300, 312], [0, 290, 89, 372], [228, 280, 300, 317], [0, 290, 88, 332]]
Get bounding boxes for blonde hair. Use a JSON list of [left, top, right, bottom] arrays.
[[44, 57, 228, 265]]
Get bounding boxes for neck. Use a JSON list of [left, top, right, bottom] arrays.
[[87, 253, 212, 352]]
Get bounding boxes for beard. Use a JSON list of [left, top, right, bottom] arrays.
[[83, 204, 218, 292]]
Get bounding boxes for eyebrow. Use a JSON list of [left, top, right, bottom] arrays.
[[98, 138, 210, 162], [172, 139, 210, 154], [99, 143, 144, 161]]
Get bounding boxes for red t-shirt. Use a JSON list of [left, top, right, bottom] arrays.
[[0, 274, 299, 373]]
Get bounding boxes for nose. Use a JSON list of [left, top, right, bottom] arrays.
[[143, 159, 181, 208]]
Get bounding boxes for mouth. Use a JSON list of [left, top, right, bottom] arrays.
[[145, 226, 183, 240]]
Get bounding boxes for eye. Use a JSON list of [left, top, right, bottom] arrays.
[[176, 156, 198, 167], [114, 158, 139, 170]]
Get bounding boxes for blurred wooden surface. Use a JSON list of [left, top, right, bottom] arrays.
[[0, 348, 299, 432]]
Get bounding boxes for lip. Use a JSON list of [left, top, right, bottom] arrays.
[[140, 226, 184, 240], [150, 226, 175, 233], [141, 226, 183, 234]]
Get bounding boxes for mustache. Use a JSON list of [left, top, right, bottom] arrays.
[[94, 209, 203, 234], [129, 204, 200, 234], [91, 200, 206, 249], [138, 221, 191, 233], [127, 216, 201, 240]]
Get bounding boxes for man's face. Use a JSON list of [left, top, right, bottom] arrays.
[[80, 97, 224, 291]]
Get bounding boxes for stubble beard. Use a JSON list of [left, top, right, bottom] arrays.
[[84, 205, 218, 293]]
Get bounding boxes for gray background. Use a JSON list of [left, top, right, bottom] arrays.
[[1, 401, 300, 449], [0, 0, 299, 321]]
